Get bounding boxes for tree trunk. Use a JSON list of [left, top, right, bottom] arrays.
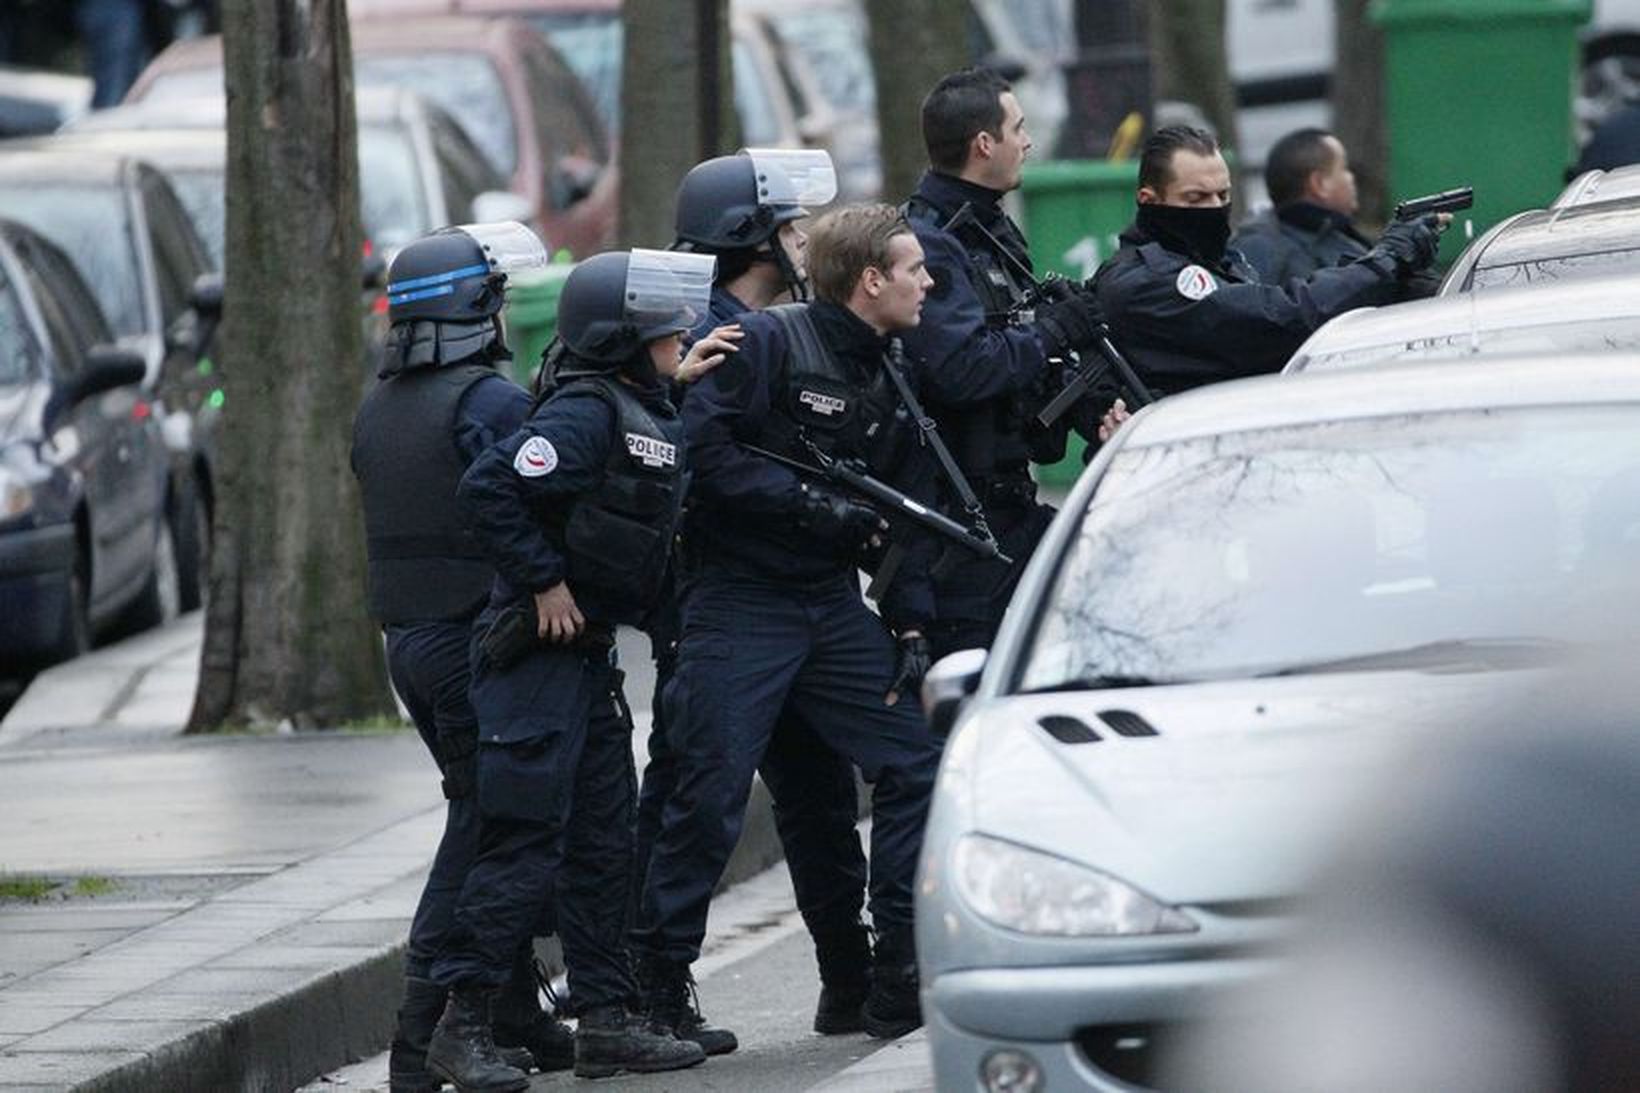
[[618, 0, 734, 249], [864, 0, 968, 202], [1332, 0, 1387, 225], [189, 0, 392, 732], [1150, 0, 1240, 154]]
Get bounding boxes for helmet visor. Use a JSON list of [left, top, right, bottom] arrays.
[[626, 249, 716, 336], [456, 221, 550, 276], [743, 148, 838, 209]]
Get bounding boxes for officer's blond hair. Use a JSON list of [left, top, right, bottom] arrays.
[[807, 204, 913, 305]]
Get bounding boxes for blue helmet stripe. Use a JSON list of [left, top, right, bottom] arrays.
[[386, 262, 491, 295], [389, 284, 457, 305]]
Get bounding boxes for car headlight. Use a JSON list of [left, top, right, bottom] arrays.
[[953, 833, 1197, 937], [0, 465, 33, 519]]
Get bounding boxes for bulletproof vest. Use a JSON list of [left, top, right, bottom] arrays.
[[545, 375, 686, 625], [904, 196, 1040, 486], [352, 363, 496, 624], [756, 304, 907, 474]]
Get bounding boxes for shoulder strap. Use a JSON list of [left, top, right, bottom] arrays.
[[763, 303, 840, 380]]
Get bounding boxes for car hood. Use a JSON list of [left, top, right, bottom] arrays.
[[952, 669, 1528, 906]]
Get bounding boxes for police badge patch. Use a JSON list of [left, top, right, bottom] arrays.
[[514, 435, 558, 477], [625, 433, 677, 468], [1175, 265, 1218, 301]]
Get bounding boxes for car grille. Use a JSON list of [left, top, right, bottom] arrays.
[[1074, 1022, 1189, 1090]]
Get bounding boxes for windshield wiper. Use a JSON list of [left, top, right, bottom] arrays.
[[1259, 637, 1571, 678], [1021, 674, 1167, 694]]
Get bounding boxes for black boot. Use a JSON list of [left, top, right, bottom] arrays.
[[388, 976, 447, 1092], [424, 986, 531, 1093], [492, 953, 574, 1072], [811, 920, 872, 1035], [637, 953, 739, 1056], [862, 925, 922, 1040], [574, 1003, 707, 1079]]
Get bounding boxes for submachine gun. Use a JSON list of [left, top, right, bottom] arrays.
[[742, 342, 1011, 600], [938, 202, 1154, 429]]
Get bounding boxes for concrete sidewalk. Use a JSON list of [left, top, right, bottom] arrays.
[[0, 614, 787, 1092]]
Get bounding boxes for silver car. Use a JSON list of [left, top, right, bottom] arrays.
[[1283, 272, 1640, 373], [917, 355, 1640, 1093]]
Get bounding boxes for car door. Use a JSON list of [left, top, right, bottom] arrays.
[[14, 232, 159, 613]]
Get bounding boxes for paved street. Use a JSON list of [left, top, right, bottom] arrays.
[[0, 614, 933, 1091]]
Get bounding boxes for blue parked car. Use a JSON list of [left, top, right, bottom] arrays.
[[0, 219, 172, 674]]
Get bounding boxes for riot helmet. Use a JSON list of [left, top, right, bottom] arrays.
[[384, 221, 548, 370], [674, 148, 836, 298], [553, 249, 715, 384]]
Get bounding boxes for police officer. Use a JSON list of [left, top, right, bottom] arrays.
[[350, 223, 576, 1092], [1232, 128, 1372, 283], [633, 203, 944, 1044], [901, 67, 1108, 660], [1094, 125, 1445, 397], [633, 148, 875, 1038], [424, 249, 719, 1088]]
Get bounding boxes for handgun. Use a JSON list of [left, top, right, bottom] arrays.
[[1394, 186, 1473, 221]]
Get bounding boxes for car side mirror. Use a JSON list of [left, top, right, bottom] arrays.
[[361, 251, 388, 292], [188, 272, 224, 317], [47, 344, 147, 429], [922, 648, 987, 738], [471, 189, 533, 225]]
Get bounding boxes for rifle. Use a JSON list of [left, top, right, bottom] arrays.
[[1394, 186, 1473, 221], [742, 438, 1012, 600], [941, 202, 1154, 424]]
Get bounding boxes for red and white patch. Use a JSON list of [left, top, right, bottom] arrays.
[[1175, 264, 1218, 301], [513, 435, 558, 477]]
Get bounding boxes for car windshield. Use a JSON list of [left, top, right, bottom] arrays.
[[530, 13, 622, 129], [141, 67, 225, 100], [1300, 316, 1640, 369], [355, 52, 517, 178], [164, 167, 226, 266], [1017, 404, 1640, 691], [0, 185, 144, 338], [359, 123, 430, 250], [1469, 248, 1640, 291], [0, 272, 31, 386], [766, 8, 875, 112]]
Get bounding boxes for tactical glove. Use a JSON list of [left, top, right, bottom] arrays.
[[1033, 288, 1105, 356], [799, 483, 885, 550], [885, 632, 933, 706], [1370, 214, 1443, 275]]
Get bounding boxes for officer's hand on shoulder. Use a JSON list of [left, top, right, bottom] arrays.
[[1371, 214, 1444, 275], [533, 582, 586, 643], [678, 324, 743, 385], [1034, 288, 1105, 357]]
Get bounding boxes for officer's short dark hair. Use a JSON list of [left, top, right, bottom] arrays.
[[1265, 128, 1340, 207], [1138, 125, 1220, 194], [922, 67, 1012, 174], [807, 203, 913, 305]]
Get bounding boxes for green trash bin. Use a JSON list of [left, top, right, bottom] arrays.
[[1016, 159, 1139, 487], [502, 261, 576, 388], [1375, 0, 1591, 261]]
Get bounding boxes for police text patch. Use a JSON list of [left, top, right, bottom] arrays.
[[799, 390, 847, 416], [514, 436, 558, 477], [1175, 265, 1218, 301], [625, 433, 677, 468]]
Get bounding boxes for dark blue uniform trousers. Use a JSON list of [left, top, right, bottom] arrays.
[[634, 568, 939, 963], [431, 639, 637, 1012], [385, 622, 485, 981], [633, 610, 868, 936]]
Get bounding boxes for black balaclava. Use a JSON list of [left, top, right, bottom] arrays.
[[1136, 203, 1233, 267]]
